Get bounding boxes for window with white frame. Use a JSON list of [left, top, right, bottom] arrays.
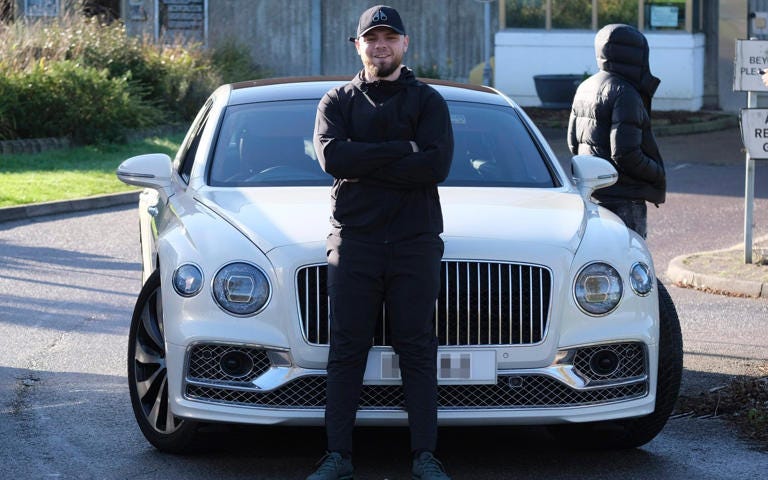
[[502, 0, 701, 32]]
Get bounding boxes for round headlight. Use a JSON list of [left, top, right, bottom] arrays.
[[574, 262, 623, 316], [172, 263, 203, 297], [212, 262, 270, 316], [629, 262, 653, 296]]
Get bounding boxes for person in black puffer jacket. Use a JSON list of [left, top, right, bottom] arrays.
[[568, 23, 665, 239]]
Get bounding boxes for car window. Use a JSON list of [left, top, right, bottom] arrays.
[[207, 99, 557, 188], [445, 102, 557, 187], [208, 100, 329, 187]]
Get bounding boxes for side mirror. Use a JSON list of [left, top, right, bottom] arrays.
[[116, 153, 173, 191], [571, 155, 618, 204]]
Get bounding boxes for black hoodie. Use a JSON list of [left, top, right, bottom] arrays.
[[314, 67, 454, 242], [568, 24, 665, 205]]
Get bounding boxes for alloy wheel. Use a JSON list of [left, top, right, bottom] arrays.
[[130, 280, 184, 435]]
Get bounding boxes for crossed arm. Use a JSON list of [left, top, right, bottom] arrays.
[[314, 91, 453, 188]]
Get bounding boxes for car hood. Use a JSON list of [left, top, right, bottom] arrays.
[[196, 187, 585, 253], [439, 188, 584, 251]]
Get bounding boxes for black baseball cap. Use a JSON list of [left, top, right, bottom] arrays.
[[349, 5, 406, 42]]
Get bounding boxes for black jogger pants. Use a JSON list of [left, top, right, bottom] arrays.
[[324, 233, 444, 455]]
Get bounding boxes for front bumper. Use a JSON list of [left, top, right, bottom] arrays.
[[165, 341, 657, 426]]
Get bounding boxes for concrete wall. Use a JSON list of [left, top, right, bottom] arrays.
[[495, 30, 705, 111]]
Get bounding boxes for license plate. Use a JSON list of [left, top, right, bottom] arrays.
[[363, 349, 497, 385]]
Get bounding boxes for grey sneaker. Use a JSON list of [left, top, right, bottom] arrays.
[[306, 452, 353, 480], [412, 451, 451, 480]]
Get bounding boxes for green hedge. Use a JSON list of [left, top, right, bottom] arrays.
[[0, 15, 265, 144], [4, 61, 162, 144]]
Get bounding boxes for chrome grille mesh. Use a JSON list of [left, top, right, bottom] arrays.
[[297, 261, 552, 346], [187, 344, 271, 382], [573, 343, 646, 381], [183, 342, 648, 409], [186, 375, 646, 409]]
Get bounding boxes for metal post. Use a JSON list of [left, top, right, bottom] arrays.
[[483, 1, 492, 86], [311, 0, 322, 75], [153, 0, 159, 41], [745, 91, 757, 263], [475, 0, 495, 86]]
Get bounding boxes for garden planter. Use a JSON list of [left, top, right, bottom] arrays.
[[533, 74, 583, 109]]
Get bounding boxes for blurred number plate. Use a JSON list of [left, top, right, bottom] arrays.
[[363, 349, 496, 385]]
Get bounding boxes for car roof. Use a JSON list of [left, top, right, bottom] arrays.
[[226, 76, 513, 107]]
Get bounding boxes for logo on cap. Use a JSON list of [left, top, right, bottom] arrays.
[[372, 9, 387, 22]]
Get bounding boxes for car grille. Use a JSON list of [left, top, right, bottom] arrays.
[[297, 261, 552, 346], [183, 343, 648, 409], [573, 343, 646, 381], [186, 375, 646, 409], [187, 344, 271, 383]]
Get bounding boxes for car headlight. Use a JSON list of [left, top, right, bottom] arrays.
[[629, 262, 653, 296], [172, 263, 203, 297], [574, 262, 623, 315], [212, 262, 270, 316]]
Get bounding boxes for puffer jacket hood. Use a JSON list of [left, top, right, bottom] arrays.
[[595, 24, 660, 101]]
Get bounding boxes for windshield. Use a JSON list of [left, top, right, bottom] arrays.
[[208, 99, 557, 188]]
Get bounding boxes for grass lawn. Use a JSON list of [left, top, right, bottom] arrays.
[[0, 134, 184, 207]]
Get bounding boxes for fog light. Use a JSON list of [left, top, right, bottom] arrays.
[[589, 349, 620, 377], [220, 351, 254, 378]]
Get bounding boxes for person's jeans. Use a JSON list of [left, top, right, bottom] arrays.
[[599, 199, 648, 239], [324, 233, 444, 455]]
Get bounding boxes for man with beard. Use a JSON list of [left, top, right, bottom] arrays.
[[309, 5, 453, 480]]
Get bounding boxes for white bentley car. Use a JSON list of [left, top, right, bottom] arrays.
[[117, 78, 682, 453]]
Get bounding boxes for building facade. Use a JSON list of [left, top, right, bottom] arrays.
[[3, 1, 760, 112], [119, 0, 498, 84]]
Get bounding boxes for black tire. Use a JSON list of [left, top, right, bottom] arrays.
[[548, 279, 683, 449], [127, 270, 199, 453]]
